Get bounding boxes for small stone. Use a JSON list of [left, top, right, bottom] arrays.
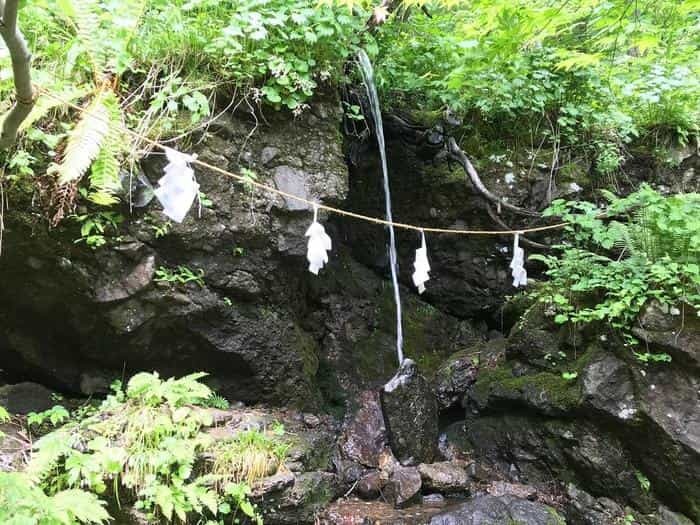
[[385, 465, 422, 508], [261, 146, 280, 166], [418, 462, 470, 494], [488, 481, 537, 500], [302, 413, 320, 427], [423, 493, 445, 505]]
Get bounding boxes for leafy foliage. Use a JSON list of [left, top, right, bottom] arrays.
[[20, 372, 285, 524], [0, 472, 110, 525], [531, 185, 700, 343], [155, 265, 206, 287], [374, 0, 699, 168]]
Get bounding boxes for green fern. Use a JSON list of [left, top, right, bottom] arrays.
[[88, 92, 125, 204], [0, 472, 110, 525], [20, 87, 91, 132], [71, 0, 106, 76], [48, 92, 112, 186]]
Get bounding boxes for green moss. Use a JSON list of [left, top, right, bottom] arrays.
[[351, 286, 449, 380], [472, 350, 600, 412]]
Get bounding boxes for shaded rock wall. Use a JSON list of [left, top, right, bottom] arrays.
[[452, 304, 700, 522], [0, 97, 489, 410]]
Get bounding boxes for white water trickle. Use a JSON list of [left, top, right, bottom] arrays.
[[357, 49, 404, 365]]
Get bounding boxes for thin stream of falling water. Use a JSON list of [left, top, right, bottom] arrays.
[[357, 50, 404, 365]]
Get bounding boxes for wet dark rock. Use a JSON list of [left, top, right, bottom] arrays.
[[0, 382, 55, 414], [381, 359, 439, 464], [93, 253, 155, 303], [429, 494, 565, 525], [79, 370, 114, 395], [581, 353, 638, 421], [417, 461, 470, 494], [655, 505, 696, 525], [273, 166, 312, 211], [565, 483, 625, 525], [468, 361, 583, 417], [433, 349, 480, 410], [221, 269, 262, 299], [339, 390, 388, 468], [463, 414, 657, 512], [259, 471, 340, 525], [385, 465, 422, 507], [633, 300, 700, 368], [506, 308, 561, 366], [0, 99, 349, 408]]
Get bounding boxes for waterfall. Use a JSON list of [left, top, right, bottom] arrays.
[[357, 49, 404, 366]]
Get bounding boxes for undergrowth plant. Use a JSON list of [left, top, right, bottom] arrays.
[[17, 372, 286, 524], [155, 265, 206, 287], [531, 185, 700, 351], [0, 472, 111, 525]]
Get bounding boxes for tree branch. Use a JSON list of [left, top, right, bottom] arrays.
[[446, 137, 542, 218], [485, 203, 550, 250], [0, 0, 34, 150]]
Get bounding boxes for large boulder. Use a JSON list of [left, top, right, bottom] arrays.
[[429, 494, 565, 525], [381, 359, 439, 464], [339, 390, 389, 468], [0, 382, 55, 414]]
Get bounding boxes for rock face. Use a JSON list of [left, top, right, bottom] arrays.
[[381, 359, 439, 464], [429, 495, 565, 525], [0, 98, 483, 410], [456, 304, 700, 523]]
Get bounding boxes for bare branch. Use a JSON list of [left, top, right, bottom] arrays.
[[485, 203, 550, 250], [446, 137, 542, 218], [0, 0, 35, 150]]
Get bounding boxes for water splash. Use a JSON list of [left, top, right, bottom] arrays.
[[357, 49, 404, 365]]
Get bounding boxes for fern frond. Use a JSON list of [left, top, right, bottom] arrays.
[[52, 489, 111, 525], [88, 92, 126, 204], [72, 0, 105, 76], [48, 92, 111, 185], [20, 87, 92, 132]]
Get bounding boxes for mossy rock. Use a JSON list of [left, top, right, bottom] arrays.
[[468, 348, 601, 417]]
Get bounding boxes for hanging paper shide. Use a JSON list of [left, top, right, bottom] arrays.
[[306, 204, 332, 275], [154, 148, 200, 223], [412, 230, 430, 294], [510, 232, 527, 287]]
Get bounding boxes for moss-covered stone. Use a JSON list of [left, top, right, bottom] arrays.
[[469, 349, 602, 416]]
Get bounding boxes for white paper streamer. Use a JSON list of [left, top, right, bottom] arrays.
[[305, 204, 332, 275], [154, 148, 200, 223], [412, 230, 430, 294], [510, 232, 527, 287]]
